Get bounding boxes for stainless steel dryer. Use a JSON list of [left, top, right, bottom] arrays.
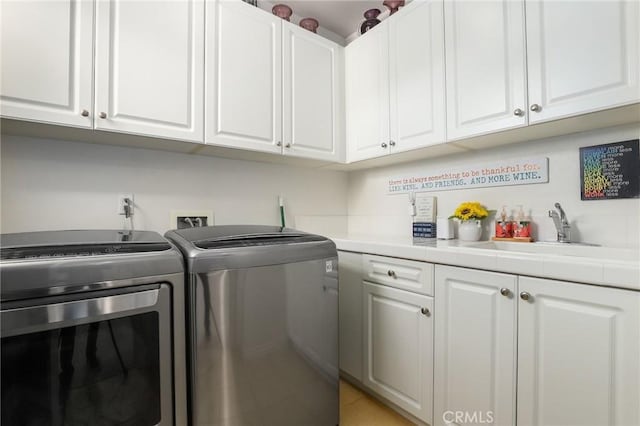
[[165, 225, 338, 426], [0, 230, 187, 426]]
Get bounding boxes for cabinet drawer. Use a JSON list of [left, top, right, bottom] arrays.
[[362, 254, 434, 295]]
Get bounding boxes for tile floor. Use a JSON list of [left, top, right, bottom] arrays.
[[340, 380, 415, 426]]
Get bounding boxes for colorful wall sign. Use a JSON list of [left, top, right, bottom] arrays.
[[580, 139, 639, 200], [388, 158, 548, 194]]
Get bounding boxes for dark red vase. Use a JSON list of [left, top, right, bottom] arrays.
[[360, 8, 381, 34]]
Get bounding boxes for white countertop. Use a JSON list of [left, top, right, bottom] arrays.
[[330, 235, 640, 291]]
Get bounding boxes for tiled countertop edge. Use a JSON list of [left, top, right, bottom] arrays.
[[331, 237, 640, 292]]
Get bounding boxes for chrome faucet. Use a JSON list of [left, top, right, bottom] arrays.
[[548, 202, 571, 243]]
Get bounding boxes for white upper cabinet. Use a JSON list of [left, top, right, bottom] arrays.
[[1, 0, 94, 128], [207, 2, 344, 161], [444, 0, 528, 140], [389, 0, 446, 153], [517, 277, 640, 426], [525, 0, 640, 123], [346, 0, 446, 162], [95, 0, 204, 142], [283, 24, 344, 162], [206, 1, 282, 154], [434, 265, 517, 426], [346, 22, 391, 162]]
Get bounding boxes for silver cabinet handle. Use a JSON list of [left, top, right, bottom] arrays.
[[520, 292, 532, 301], [381, 142, 388, 148], [420, 307, 430, 316], [500, 288, 511, 297], [513, 108, 524, 117], [387, 270, 396, 278], [81, 109, 89, 117], [99, 112, 107, 119], [530, 104, 541, 112], [389, 140, 396, 147], [285, 143, 291, 148], [276, 141, 282, 146]]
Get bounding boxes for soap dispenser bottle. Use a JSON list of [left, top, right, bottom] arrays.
[[513, 205, 531, 238], [495, 205, 513, 238]]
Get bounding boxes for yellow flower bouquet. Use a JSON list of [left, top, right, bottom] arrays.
[[449, 201, 490, 221]]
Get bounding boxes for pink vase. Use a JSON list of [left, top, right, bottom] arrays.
[[272, 4, 293, 21], [299, 18, 319, 33], [383, 0, 405, 15]]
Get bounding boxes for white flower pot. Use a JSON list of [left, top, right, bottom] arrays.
[[458, 220, 482, 241]]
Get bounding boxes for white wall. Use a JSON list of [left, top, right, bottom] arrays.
[[0, 135, 349, 236], [2, 124, 639, 249], [347, 124, 640, 248]]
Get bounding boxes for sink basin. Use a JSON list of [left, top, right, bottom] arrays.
[[465, 241, 639, 261]]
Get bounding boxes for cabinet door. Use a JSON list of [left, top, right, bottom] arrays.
[[1, 0, 93, 128], [283, 24, 344, 162], [518, 277, 640, 426], [338, 251, 363, 381], [389, 0, 446, 153], [95, 0, 204, 142], [444, 0, 527, 140], [434, 266, 517, 426], [206, 1, 282, 154], [526, 0, 640, 123], [363, 281, 433, 424], [345, 23, 390, 162]]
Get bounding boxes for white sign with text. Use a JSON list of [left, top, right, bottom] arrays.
[[388, 158, 549, 194]]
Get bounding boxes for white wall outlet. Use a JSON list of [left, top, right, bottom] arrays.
[[117, 194, 134, 215], [170, 210, 214, 229]]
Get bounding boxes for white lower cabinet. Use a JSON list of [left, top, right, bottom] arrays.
[[517, 277, 640, 426], [434, 265, 640, 426], [434, 265, 517, 426], [363, 281, 433, 424]]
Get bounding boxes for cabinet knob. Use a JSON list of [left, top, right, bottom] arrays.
[[520, 291, 532, 301], [381, 142, 388, 149], [530, 104, 541, 112], [513, 108, 524, 117], [81, 109, 90, 117], [389, 140, 396, 147], [276, 141, 282, 147], [420, 307, 430, 316], [500, 288, 511, 297], [99, 112, 107, 119], [387, 270, 396, 278], [285, 143, 291, 148]]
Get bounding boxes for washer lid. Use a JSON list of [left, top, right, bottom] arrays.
[[1, 230, 171, 260], [168, 225, 326, 249], [165, 225, 336, 271]]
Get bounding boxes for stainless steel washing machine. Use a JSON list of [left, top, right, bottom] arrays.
[[165, 225, 338, 426], [0, 230, 187, 426]]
